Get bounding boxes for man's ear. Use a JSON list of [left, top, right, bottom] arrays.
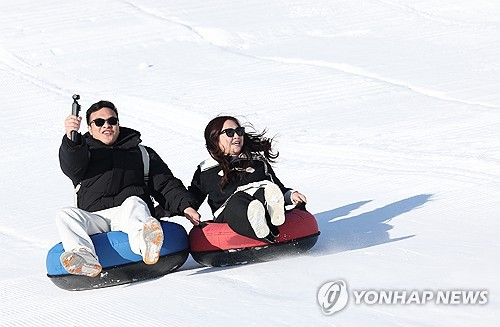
[[88, 125, 92, 135]]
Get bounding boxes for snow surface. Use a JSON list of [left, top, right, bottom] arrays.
[[1, 0, 499, 326]]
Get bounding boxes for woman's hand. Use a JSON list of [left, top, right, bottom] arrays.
[[184, 207, 201, 226], [292, 191, 307, 205]]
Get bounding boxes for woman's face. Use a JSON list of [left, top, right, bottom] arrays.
[[218, 119, 244, 155]]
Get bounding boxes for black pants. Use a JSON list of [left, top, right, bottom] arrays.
[[216, 189, 279, 241]]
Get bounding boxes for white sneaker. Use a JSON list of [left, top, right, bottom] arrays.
[[140, 218, 164, 265], [60, 248, 102, 278], [247, 200, 270, 238], [264, 183, 285, 226]]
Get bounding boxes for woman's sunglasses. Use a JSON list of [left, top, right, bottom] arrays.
[[220, 126, 245, 137], [90, 117, 119, 127]]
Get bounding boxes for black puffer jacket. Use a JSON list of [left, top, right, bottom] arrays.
[[59, 127, 194, 215], [188, 154, 292, 215]]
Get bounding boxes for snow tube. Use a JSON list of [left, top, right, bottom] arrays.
[[46, 221, 189, 291], [189, 207, 320, 267]]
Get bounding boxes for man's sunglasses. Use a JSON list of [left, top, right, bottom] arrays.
[[220, 126, 245, 137], [90, 117, 119, 127]]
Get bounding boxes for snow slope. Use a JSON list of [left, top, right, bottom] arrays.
[[0, 0, 498, 325]]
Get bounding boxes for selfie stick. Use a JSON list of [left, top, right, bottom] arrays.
[[71, 94, 81, 142]]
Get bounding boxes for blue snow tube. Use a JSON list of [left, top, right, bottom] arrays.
[[46, 221, 189, 291]]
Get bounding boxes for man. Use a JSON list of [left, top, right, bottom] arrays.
[[56, 100, 200, 277]]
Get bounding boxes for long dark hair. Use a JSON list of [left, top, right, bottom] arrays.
[[204, 116, 279, 188]]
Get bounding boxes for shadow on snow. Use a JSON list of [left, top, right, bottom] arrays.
[[311, 194, 434, 255]]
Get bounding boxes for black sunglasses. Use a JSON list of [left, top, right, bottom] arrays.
[[90, 117, 119, 127], [220, 126, 245, 137]]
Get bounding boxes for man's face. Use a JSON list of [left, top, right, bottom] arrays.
[[88, 107, 120, 145]]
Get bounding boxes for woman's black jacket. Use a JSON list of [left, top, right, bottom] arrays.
[[188, 154, 291, 215]]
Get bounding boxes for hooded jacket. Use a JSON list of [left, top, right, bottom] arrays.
[[59, 127, 193, 215]]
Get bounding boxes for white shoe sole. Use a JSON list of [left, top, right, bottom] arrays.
[[142, 218, 164, 265], [247, 200, 270, 238], [60, 251, 102, 278], [264, 184, 285, 226]]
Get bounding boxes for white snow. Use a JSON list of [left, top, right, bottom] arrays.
[[1, 0, 498, 326]]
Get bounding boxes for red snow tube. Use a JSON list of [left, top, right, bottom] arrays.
[[189, 207, 320, 267]]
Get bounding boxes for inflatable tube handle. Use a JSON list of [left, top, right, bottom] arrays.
[[295, 201, 307, 211], [198, 221, 208, 229]]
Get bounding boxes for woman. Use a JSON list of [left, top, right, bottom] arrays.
[[188, 116, 307, 242]]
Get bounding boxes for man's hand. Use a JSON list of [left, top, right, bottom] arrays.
[[184, 207, 201, 226], [65, 114, 82, 140]]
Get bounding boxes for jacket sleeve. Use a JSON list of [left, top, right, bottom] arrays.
[[59, 134, 90, 185], [187, 166, 207, 211], [147, 147, 195, 215]]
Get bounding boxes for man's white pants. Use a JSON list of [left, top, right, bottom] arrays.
[[55, 196, 152, 259]]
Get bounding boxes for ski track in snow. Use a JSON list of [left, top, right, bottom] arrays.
[[115, 0, 499, 111], [0, 48, 66, 96], [251, 56, 499, 110]]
